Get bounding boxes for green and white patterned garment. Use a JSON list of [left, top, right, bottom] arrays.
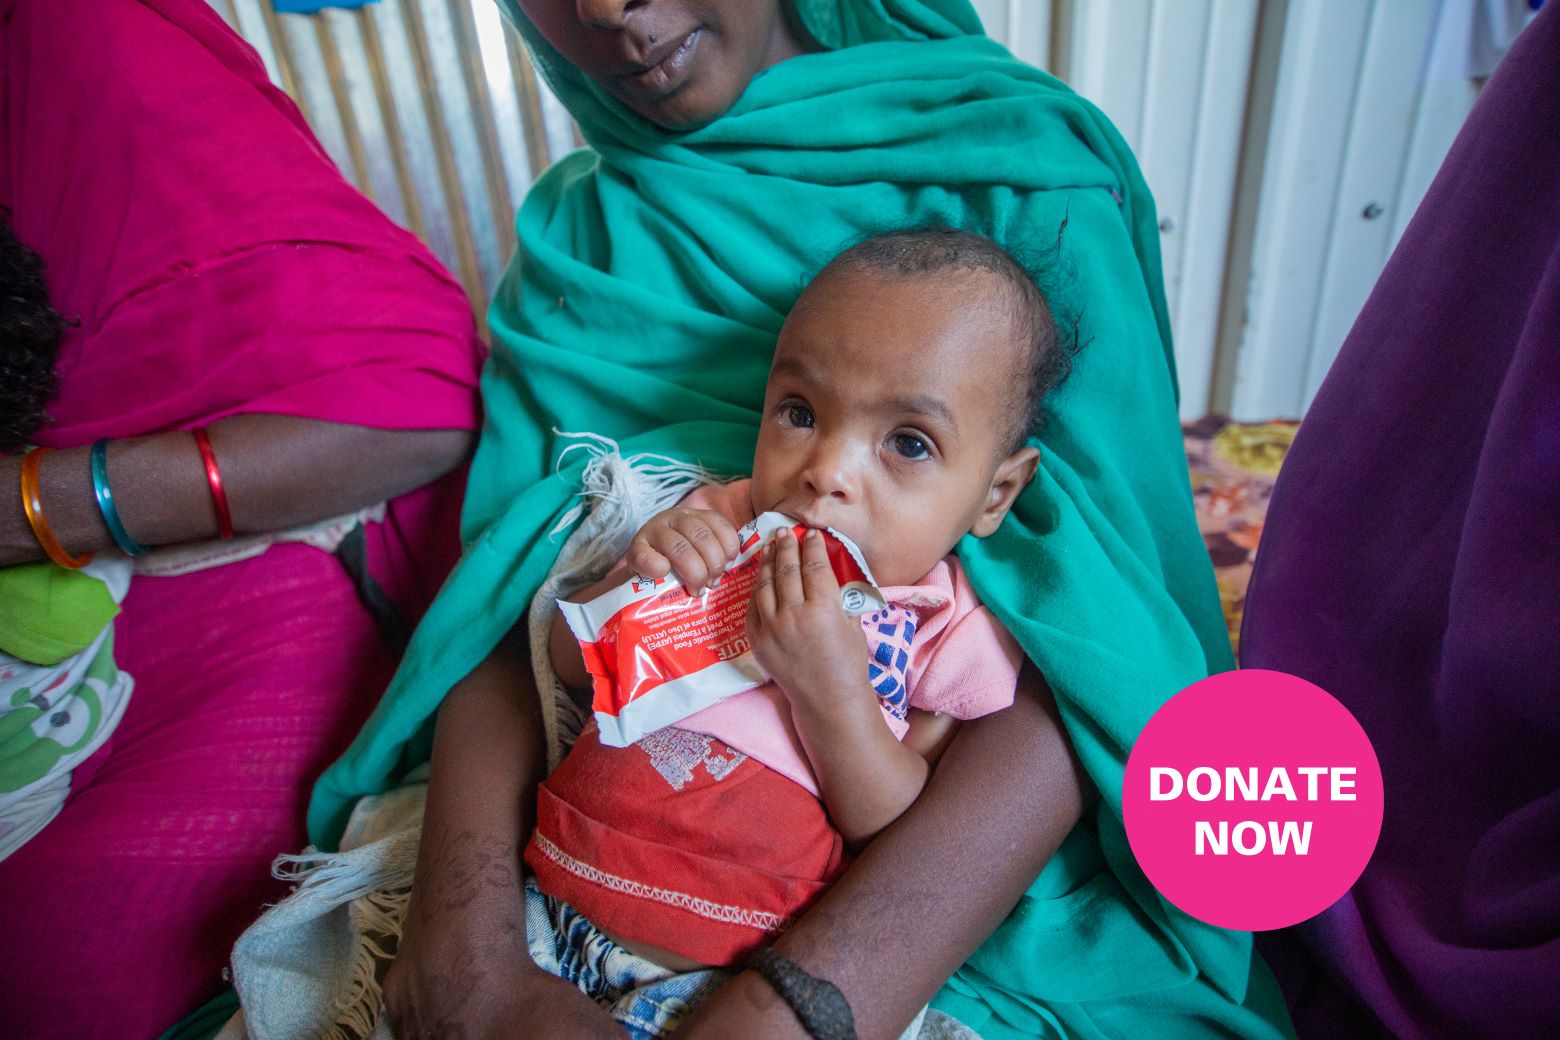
[[0, 558, 134, 861]]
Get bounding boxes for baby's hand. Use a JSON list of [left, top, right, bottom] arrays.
[[747, 527, 866, 705], [626, 507, 742, 594]]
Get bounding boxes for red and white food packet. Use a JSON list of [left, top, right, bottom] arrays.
[[559, 513, 885, 748]]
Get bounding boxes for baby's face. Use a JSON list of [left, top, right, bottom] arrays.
[[751, 267, 1037, 587]]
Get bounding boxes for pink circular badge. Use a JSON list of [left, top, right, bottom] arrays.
[[1123, 669, 1383, 931]]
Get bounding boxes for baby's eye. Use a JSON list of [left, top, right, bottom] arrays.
[[890, 433, 931, 460], [781, 403, 815, 429]]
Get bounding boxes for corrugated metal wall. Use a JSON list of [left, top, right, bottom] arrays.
[[211, 0, 1486, 418], [970, 0, 1056, 67], [209, 0, 577, 327], [1226, 0, 1482, 419], [1062, 0, 1260, 419], [973, 0, 1258, 419], [962, 0, 1491, 421]]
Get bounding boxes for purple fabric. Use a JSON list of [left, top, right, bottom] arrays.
[[1240, 6, 1560, 1039]]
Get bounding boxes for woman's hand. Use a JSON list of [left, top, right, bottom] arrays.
[[746, 526, 867, 706], [382, 823, 619, 1040], [382, 629, 620, 1039], [625, 507, 742, 593], [387, 961, 621, 1040]]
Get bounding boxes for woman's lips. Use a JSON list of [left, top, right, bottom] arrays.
[[619, 28, 701, 99]]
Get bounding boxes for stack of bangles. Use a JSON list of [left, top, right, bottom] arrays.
[[20, 427, 232, 569]]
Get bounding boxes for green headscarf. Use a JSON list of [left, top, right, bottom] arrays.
[[311, 2, 1293, 1036]]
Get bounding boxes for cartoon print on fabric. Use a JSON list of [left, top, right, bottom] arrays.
[[0, 636, 118, 792], [638, 728, 748, 791]]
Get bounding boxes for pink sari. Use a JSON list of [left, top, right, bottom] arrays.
[[0, 1, 483, 1035]]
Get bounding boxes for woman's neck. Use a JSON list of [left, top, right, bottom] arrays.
[[761, 5, 818, 71]]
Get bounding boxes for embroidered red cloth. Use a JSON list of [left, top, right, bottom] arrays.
[[525, 724, 848, 966]]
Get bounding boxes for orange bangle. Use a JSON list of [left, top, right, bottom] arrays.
[[20, 448, 94, 570]]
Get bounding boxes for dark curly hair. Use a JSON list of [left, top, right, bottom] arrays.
[[1, 214, 64, 453], [811, 226, 1079, 454]]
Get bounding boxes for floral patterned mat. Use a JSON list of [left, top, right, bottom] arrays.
[[1183, 416, 1300, 659]]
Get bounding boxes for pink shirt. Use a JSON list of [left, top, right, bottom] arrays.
[[672, 480, 1023, 794]]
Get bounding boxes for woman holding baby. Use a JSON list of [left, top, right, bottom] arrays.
[[294, 2, 1297, 1039]]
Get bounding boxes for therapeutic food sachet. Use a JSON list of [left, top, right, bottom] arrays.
[[560, 513, 884, 747]]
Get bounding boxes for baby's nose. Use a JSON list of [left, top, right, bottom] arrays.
[[801, 446, 857, 501]]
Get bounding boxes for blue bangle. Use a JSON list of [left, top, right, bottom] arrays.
[[90, 439, 150, 556]]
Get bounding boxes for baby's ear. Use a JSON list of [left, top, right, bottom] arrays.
[[971, 446, 1040, 538]]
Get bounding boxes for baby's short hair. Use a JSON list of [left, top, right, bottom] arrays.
[[813, 227, 1070, 453]]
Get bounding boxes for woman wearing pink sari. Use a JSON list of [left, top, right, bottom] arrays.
[[0, 1, 484, 1036]]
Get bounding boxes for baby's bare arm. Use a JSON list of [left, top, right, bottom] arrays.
[[747, 527, 936, 844], [548, 564, 633, 693], [548, 610, 594, 694], [788, 688, 934, 845], [902, 709, 960, 763]]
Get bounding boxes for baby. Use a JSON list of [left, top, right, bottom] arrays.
[[534, 227, 1070, 979]]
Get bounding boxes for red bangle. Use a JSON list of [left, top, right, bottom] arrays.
[[192, 427, 233, 540]]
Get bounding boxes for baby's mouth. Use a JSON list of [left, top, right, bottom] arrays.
[[771, 503, 828, 530], [775, 510, 866, 557]]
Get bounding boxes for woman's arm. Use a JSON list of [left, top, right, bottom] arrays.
[[0, 413, 471, 565], [381, 627, 622, 1040], [680, 663, 1086, 1040]]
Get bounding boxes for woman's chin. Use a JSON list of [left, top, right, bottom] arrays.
[[619, 83, 736, 133]]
